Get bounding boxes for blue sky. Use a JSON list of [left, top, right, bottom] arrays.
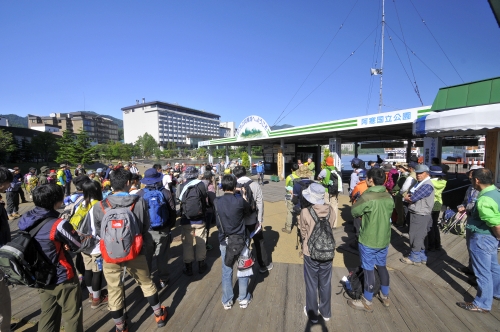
[[1, 0, 498, 128]]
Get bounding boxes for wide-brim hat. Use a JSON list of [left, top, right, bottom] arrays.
[[87, 170, 95, 175], [59, 164, 67, 168], [96, 168, 103, 173], [295, 165, 312, 178], [382, 163, 393, 172], [183, 166, 199, 179], [302, 183, 325, 205], [40, 166, 49, 173], [429, 165, 444, 177], [468, 165, 484, 173], [141, 168, 163, 185]]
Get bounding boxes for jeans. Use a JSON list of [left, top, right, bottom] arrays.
[[469, 233, 500, 310], [220, 245, 250, 305]]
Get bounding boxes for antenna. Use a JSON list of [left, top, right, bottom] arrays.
[[378, 0, 385, 114]]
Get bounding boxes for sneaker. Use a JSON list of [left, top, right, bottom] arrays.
[[317, 310, 330, 321], [377, 293, 391, 307], [239, 295, 252, 309], [154, 306, 168, 327], [12, 213, 21, 218], [259, 263, 274, 274], [347, 296, 373, 312], [303, 306, 318, 323], [223, 300, 233, 310], [91, 293, 108, 309], [400, 256, 421, 266], [281, 228, 292, 234], [115, 322, 128, 332], [8, 215, 15, 221], [88, 293, 93, 303]]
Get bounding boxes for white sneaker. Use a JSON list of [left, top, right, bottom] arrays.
[[259, 263, 274, 274], [223, 300, 233, 310], [239, 294, 252, 309], [318, 310, 330, 321], [304, 306, 318, 323]]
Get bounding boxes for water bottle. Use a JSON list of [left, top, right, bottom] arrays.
[[342, 276, 352, 291], [96, 257, 103, 272]]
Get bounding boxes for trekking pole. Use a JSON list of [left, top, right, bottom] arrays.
[[122, 264, 128, 320]]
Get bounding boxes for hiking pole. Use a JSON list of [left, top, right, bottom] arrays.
[[122, 264, 128, 320]]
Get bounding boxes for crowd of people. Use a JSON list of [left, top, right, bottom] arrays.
[[0, 154, 499, 331]]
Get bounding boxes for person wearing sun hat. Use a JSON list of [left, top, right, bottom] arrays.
[[317, 156, 342, 228], [299, 183, 336, 323]]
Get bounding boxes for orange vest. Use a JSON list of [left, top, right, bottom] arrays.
[[351, 180, 368, 204]]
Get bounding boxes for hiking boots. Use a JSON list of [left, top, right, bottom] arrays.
[[12, 213, 21, 218], [281, 228, 292, 234], [377, 293, 391, 307], [347, 296, 373, 312], [154, 306, 168, 327], [183, 263, 193, 276], [91, 293, 108, 309], [400, 256, 421, 266], [115, 322, 128, 332], [198, 260, 207, 274]]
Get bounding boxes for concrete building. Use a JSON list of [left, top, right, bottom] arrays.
[[220, 121, 235, 137], [0, 117, 9, 127], [28, 112, 119, 143], [122, 100, 220, 148]]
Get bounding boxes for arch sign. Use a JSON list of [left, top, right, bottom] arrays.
[[236, 115, 271, 141]]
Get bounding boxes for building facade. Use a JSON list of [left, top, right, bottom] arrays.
[[122, 100, 220, 147], [220, 121, 235, 137], [28, 112, 119, 143]]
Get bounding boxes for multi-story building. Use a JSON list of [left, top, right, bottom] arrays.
[[28, 112, 119, 143], [219, 121, 236, 137], [0, 117, 9, 127], [122, 100, 220, 148]]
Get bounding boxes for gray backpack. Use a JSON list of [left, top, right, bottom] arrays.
[[99, 198, 143, 264], [307, 206, 335, 261]]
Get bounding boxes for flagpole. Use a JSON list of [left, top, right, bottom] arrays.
[[378, 0, 385, 114]]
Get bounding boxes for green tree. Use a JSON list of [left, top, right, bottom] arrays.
[[241, 151, 250, 169], [32, 132, 58, 162], [73, 130, 94, 164], [55, 130, 76, 164], [118, 128, 124, 141], [0, 129, 16, 161], [135, 133, 158, 158], [153, 147, 162, 160]]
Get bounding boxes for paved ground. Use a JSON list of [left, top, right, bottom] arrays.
[[6, 178, 500, 331]]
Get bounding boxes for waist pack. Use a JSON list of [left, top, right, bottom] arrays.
[[343, 267, 381, 300], [99, 198, 143, 264], [0, 218, 60, 288], [307, 206, 335, 261]]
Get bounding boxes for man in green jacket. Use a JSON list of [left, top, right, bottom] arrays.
[[307, 157, 315, 180], [348, 167, 394, 313], [457, 168, 500, 313]]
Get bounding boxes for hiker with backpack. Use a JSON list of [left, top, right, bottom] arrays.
[[398, 161, 418, 231], [178, 166, 208, 275], [17, 183, 84, 331], [349, 158, 363, 195], [136, 168, 176, 289], [299, 183, 336, 323], [0, 167, 14, 332], [317, 156, 342, 229], [38, 166, 50, 186], [283, 163, 300, 234], [88, 168, 168, 331], [74, 179, 108, 309], [234, 166, 273, 274], [214, 174, 253, 310], [291, 165, 313, 254], [75, 164, 85, 177], [6, 169, 22, 220], [349, 171, 368, 250], [348, 167, 394, 313], [24, 167, 37, 200], [201, 171, 217, 251]]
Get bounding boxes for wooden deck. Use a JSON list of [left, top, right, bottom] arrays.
[[7, 184, 500, 331]]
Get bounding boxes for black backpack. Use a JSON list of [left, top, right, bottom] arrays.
[[343, 267, 381, 299], [0, 218, 60, 288], [237, 180, 257, 213], [181, 183, 206, 220], [292, 178, 313, 213], [307, 206, 335, 261]]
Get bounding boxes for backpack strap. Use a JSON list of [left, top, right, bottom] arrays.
[[28, 217, 59, 237], [308, 206, 331, 224]]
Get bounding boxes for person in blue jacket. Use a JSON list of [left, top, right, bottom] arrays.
[[256, 161, 265, 186]]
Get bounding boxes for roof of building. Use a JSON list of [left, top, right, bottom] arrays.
[[121, 101, 220, 118]]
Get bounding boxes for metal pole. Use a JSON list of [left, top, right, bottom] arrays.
[[378, 0, 385, 114]]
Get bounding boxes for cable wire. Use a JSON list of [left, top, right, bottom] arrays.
[[365, 0, 382, 114], [392, 0, 423, 105], [272, 0, 361, 127], [385, 23, 448, 86], [407, 0, 464, 83], [276, 24, 381, 125]]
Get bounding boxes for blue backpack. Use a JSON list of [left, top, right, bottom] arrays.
[[143, 188, 168, 229]]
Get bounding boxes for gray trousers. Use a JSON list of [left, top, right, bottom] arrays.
[[304, 255, 332, 320], [0, 278, 11, 332], [146, 228, 171, 281], [409, 213, 432, 252]]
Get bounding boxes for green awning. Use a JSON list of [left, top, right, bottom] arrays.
[[489, 0, 500, 27]]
